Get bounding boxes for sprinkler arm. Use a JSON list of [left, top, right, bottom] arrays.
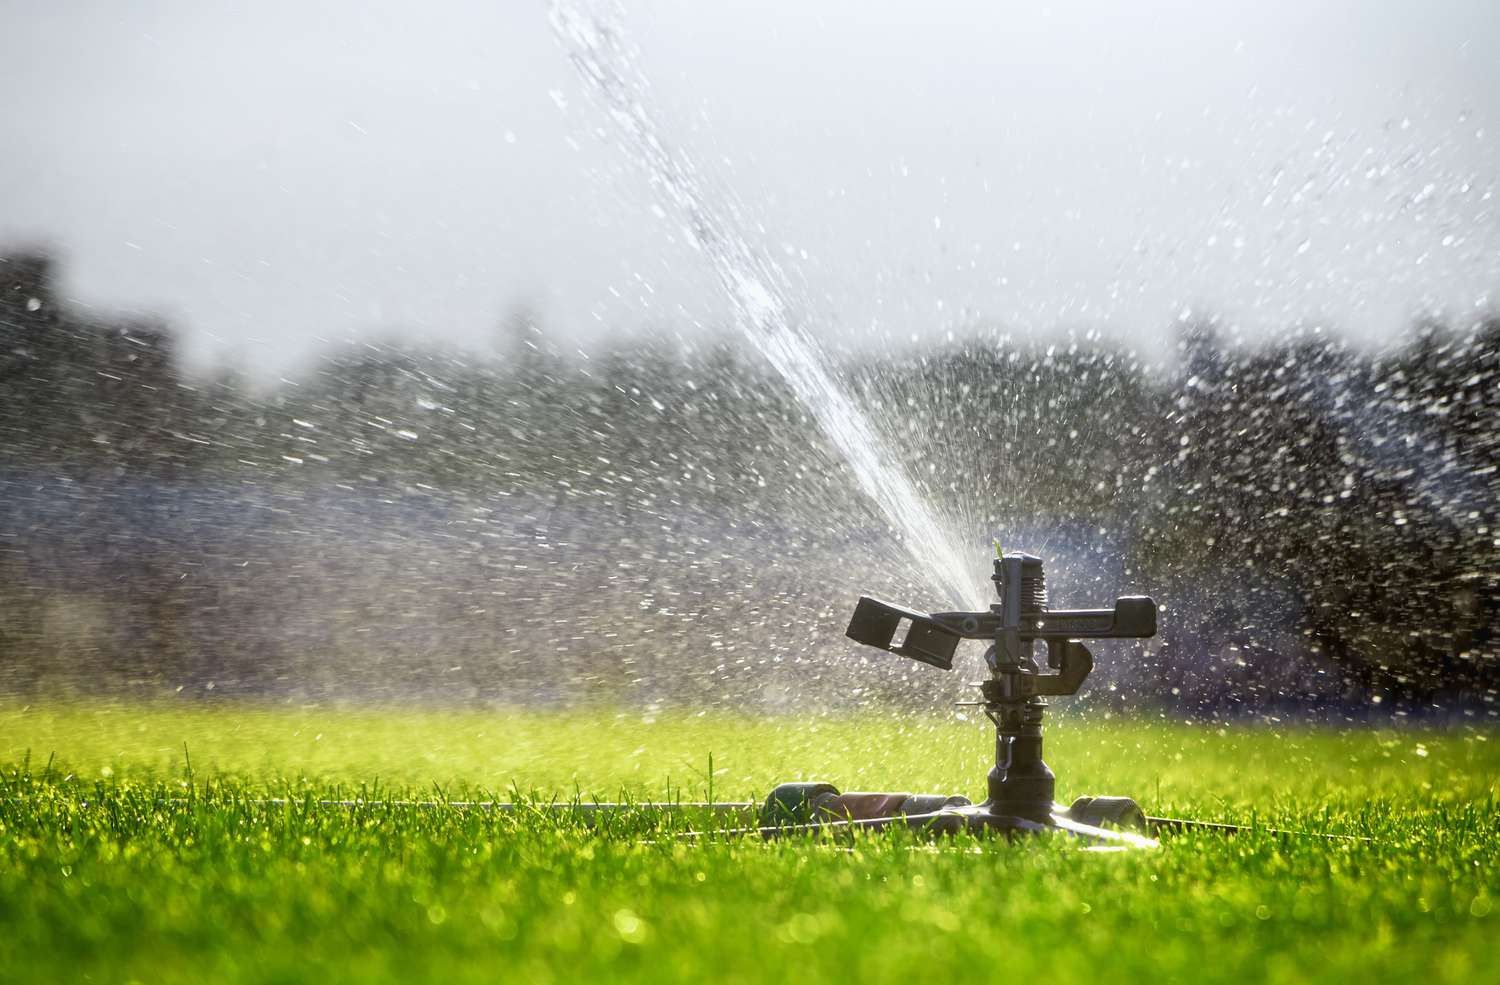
[[845, 595, 1156, 672]]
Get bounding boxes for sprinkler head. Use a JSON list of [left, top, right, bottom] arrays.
[[844, 550, 1156, 693], [713, 551, 1163, 846]]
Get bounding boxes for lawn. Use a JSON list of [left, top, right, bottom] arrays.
[[1, 701, 1496, 984]]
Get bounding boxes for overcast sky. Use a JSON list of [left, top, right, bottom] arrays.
[[3, 0, 1497, 375]]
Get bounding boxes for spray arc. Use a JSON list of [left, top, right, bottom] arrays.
[[552, 6, 1350, 848]]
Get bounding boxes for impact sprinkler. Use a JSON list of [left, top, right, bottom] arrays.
[[755, 550, 1163, 848]]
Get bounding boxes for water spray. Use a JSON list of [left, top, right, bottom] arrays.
[[551, 0, 982, 608], [545, 5, 1357, 847]]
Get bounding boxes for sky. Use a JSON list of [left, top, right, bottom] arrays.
[[2, 0, 1497, 375]]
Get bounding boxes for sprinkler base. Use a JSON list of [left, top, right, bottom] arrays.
[[759, 782, 1158, 849]]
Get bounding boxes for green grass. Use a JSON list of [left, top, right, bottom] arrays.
[[2, 701, 1497, 985]]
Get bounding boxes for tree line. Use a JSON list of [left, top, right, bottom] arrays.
[[2, 250, 1497, 713]]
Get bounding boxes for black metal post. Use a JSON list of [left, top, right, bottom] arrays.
[[984, 700, 1055, 822]]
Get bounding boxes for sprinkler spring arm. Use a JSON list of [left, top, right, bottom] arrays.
[[844, 569, 1155, 688]]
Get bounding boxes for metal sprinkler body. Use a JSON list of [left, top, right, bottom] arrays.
[[761, 550, 1160, 847]]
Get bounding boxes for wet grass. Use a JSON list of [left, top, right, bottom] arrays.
[[1, 701, 1497, 984]]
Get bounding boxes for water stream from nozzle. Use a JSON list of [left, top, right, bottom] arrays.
[[551, 2, 983, 609]]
